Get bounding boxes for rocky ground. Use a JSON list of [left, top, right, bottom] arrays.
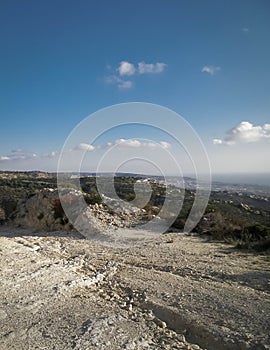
[[0, 226, 269, 350]]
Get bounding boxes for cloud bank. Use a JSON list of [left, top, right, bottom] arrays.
[[74, 139, 171, 151], [213, 121, 270, 145], [0, 149, 54, 162], [0, 139, 171, 164]]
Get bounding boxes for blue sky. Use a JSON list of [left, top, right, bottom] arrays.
[[0, 0, 270, 174]]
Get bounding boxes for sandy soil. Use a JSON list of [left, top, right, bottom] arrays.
[[0, 225, 269, 350]]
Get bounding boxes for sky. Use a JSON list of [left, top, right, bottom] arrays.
[[0, 0, 270, 176]]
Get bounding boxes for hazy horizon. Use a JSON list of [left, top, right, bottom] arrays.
[[1, 168, 269, 187]]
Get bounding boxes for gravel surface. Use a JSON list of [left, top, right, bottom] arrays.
[[0, 226, 269, 350]]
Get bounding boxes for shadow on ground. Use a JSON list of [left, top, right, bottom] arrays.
[[0, 224, 84, 239]]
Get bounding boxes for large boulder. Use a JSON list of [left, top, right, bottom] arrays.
[[12, 189, 73, 231]]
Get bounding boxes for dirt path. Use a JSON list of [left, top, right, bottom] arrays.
[[0, 226, 269, 349]]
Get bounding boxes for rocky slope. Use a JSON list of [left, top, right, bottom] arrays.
[[11, 189, 147, 233]]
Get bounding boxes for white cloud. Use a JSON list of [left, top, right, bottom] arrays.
[[138, 62, 166, 74], [213, 121, 270, 145], [46, 151, 58, 158], [105, 60, 167, 90], [74, 143, 95, 151], [0, 140, 172, 171], [0, 149, 59, 163], [70, 139, 171, 154], [155, 63, 167, 73], [0, 156, 10, 161], [159, 141, 170, 149], [118, 80, 133, 89], [201, 65, 221, 75], [106, 139, 171, 149], [213, 139, 223, 145], [98, 139, 171, 150], [118, 61, 136, 76], [105, 75, 133, 89], [242, 27, 249, 33], [0, 150, 28, 161], [114, 139, 142, 147]]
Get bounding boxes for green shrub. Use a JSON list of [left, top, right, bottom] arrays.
[[83, 193, 102, 205]]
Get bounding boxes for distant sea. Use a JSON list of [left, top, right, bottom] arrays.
[[212, 173, 270, 187]]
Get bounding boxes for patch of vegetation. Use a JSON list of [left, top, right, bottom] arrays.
[[83, 192, 102, 205], [0, 174, 58, 222], [194, 201, 270, 252], [233, 225, 270, 252], [1, 171, 270, 253]]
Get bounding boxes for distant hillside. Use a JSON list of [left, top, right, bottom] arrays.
[[0, 171, 269, 251]]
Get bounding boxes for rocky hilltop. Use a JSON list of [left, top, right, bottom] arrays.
[[10, 188, 149, 234], [0, 172, 270, 349]]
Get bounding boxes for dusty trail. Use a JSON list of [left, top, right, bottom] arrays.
[[0, 226, 269, 350]]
